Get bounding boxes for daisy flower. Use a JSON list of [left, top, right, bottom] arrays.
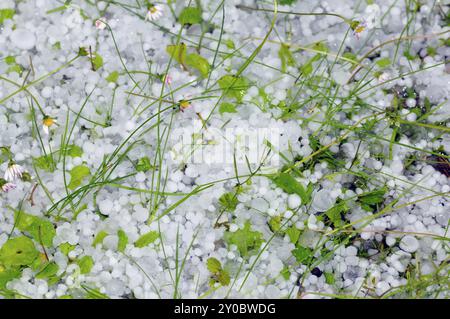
[[351, 19, 367, 39], [95, 17, 107, 30], [0, 178, 16, 193], [146, 4, 163, 21], [4, 162, 24, 182], [43, 115, 57, 135]]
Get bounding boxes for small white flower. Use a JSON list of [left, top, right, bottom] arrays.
[[4, 162, 24, 181], [146, 5, 163, 21], [0, 178, 16, 192], [43, 115, 57, 135], [95, 17, 107, 30], [352, 20, 367, 40], [378, 72, 390, 83]]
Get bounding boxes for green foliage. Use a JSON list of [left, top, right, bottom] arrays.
[[218, 192, 239, 211], [280, 266, 291, 280], [14, 211, 56, 247], [0, 9, 15, 24], [206, 257, 230, 286], [92, 53, 103, 70], [268, 215, 282, 233], [0, 237, 39, 267], [106, 71, 119, 83], [178, 6, 202, 25], [77, 256, 94, 274], [92, 230, 108, 247], [82, 285, 110, 299], [185, 53, 210, 77], [219, 102, 237, 114], [0, 266, 21, 289], [279, 0, 297, 5], [357, 187, 387, 212], [35, 261, 59, 280], [324, 200, 349, 228], [278, 44, 295, 72], [68, 165, 90, 190], [59, 242, 75, 256], [33, 154, 55, 172], [376, 57, 391, 68], [224, 221, 263, 257], [136, 156, 153, 172], [64, 144, 83, 157], [285, 226, 301, 244], [270, 173, 309, 204], [218, 75, 249, 103], [134, 231, 159, 248], [224, 39, 235, 50], [291, 245, 313, 264], [117, 230, 128, 253], [324, 272, 335, 285]]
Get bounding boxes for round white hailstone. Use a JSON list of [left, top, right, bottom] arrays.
[[265, 285, 281, 298], [287, 194, 302, 209], [229, 224, 238, 232], [135, 172, 146, 182], [386, 236, 396, 246], [311, 189, 336, 212], [99, 200, 114, 215], [41, 87, 53, 99], [10, 28, 36, 50], [405, 98, 416, 108], [399, 235, 419, 253], [284, 210, 293, 219]]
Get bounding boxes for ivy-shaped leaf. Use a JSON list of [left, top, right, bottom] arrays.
[[185, 53, 210, 77], [68, 165, 90, 190], [218, 102, 237, 114], [224, 221, 263, 257], [0, 237, 39, 267], [178, 6, 202, 25], [77, 256, 94, 274], [218, 75, 249, 103], [14, 211, 56, 247]]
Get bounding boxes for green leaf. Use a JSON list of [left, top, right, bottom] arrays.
[[178, 6, 202, 25], [280, 266, 291, 280], [324, 200, 348, 228], [35, 262, 59, 279], [92, 230, 108, 247], [0, 9, 15, 24], [134, 231, 159, 248], [136, 156, 153, 172], [117, 230, 128, 253], [358, 187, 387, 212], [185, 53, 210, 77], [217, 270, 230, 286], [218, 75, 249, 103], [65, 144, 83, 157], [218, 102, 237, 114], [68, 165, 90, 190], [270, 173, 308, 204], [5, 56, 16, 65], [206, 257, 222, 273], [279, 44, 295, 72], [224, 39, 235, 50], [77, 256, 94, 274], [218, 192, 239, 212], [0, 237, 39, 267], [268, 216, 282, 233], [279, 0, 297, 5], [291, 246, 313, 264], [106, 71, 119, 83], [0, 266, 21, 289], [324, 272, 335, 285], [14, 211, 56, 247], [376, 57, 391, 68], [82, 285, 110, 299], [285, 226, 301, 244], [59, 242, 75, 256], [224, 221, 263, 257], [33, 154, 55, 172], [92, 53, 103, 70], [166, 43, 187, 65]]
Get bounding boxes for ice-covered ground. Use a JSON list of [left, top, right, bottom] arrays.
[[0, 0, 449, 299]]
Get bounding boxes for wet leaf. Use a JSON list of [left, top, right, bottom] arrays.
[[68, 165, 90, 190], [77, 256, 94, 274], [224, 221, 263, 257], [117, 230, 128, 253], [0, 237, 39, 267], [178, 6, 202, 25], [134, 231, 159, 248], [218, 75, 249, 103]]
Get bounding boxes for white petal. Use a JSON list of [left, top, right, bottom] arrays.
[[43, 125, 49, 135]]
